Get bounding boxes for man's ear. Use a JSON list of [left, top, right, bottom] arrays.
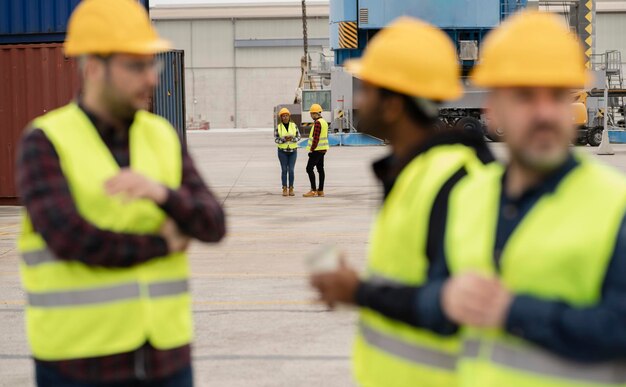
[[83, 56, 105, 82]]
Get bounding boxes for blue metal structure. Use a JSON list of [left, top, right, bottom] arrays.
[[0, 0, 149, 44], [153, 50, 187, 149], [331, 0, 527, 70]]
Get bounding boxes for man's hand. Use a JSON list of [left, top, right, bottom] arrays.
[[284, 136, 293, 142], [160, 219, 190, 253], [441, 272, 513, 328], [310, 259, 360, 309], [105, 168, 168, 205]]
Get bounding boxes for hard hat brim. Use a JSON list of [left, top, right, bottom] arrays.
[[65, 38, 172, 57]]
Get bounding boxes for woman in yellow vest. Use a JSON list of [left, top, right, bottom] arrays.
[[275, 108, 301, 196]]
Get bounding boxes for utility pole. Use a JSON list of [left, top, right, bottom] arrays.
[[294, 0, 310, 103]]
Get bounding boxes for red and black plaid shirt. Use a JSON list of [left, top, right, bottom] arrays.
[[309, 119, 326, 153], [17, 104, 226, 383]]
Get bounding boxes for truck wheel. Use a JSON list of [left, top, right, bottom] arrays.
[[434, 118, 449, 132], [588, 128, 603, 147], [486, 127, 505, 142], [454, 117, 483, 134]]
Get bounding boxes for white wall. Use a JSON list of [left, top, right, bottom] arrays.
[[596, 13, 626, 58], [154, 17, 330, 129]]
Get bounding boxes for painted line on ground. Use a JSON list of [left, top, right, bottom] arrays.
[[0, 354, 30, 360]]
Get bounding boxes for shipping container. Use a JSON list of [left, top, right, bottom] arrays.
[[0, 0, 149, 45], [0, 43, 81, 204], [153, 50, 186, 149]]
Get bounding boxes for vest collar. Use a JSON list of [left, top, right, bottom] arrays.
[[78, 102, 134, 142], [501, 153, 579, 205], [373, 130, 494, 198]]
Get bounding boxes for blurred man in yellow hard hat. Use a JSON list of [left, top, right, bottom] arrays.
[[423, 11, 626, 387], [275, 107, 301, 196], [16, 0, 225, 385], [303, 103, 330, 197], [309, 17, 494, 387]]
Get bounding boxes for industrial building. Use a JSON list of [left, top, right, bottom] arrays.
[[152, 1, 331, 129], [152, 0, 626, 129]]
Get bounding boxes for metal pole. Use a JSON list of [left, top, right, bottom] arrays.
[[232, 18, 238, 128], [597, 79, 614, 155]]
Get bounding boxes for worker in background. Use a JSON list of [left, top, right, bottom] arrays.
[[16, 0, 225, 386], [431, 11, 626, 387], [310, 18, 493, 387], [275, 107, 301, 196], [303, 104, 329, 197]]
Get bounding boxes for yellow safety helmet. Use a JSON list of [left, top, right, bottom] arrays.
[[344, 17, 462, 101], [64, 0, 171, 56], [278, 108, 291, 117], [471, 11, 590, 88], [309, 104, 323, 114]]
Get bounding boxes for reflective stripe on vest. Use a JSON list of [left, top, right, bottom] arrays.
[[360, 322, 456, 371], [462, 339, 626, 385], [27, 279, 189, 308]]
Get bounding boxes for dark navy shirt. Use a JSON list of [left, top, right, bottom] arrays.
[[420, 154, 626, 362]]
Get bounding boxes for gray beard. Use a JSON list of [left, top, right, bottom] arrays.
[[509, 147, 569, 174]]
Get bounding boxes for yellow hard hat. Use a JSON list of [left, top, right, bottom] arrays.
[[64, 0, 171, 56], [344, 17, 462, 101], [471, 11, 590, 88], [310, 104, 323, 114], [278, 108, 291, 117]]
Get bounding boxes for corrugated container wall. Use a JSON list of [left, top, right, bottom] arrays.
[[153, 50, 186, 149], [0, 0, 149, 44], [0, 43, 81, 204]]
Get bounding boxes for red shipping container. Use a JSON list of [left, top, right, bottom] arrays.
[[0, 43, 80, 205]]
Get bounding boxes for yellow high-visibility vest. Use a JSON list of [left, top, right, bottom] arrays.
[[18, 103, 192, 360], [446, 157, 626, 387], [307, 118, 329, 151], [354, 144, 488, 387], [277, 122, 299, 150]]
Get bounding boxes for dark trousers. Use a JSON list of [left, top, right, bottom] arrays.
[[277, 149, 297, 187], [306, 151, 325, 191], [35, 363, 193, 387]]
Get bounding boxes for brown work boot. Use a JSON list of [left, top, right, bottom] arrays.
[[317, 191, 325, 197], [282, 186, 288, 197], [303, 190, 318, 198], [289, 187, 295, 196]]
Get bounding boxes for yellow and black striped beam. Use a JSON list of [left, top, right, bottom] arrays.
[[581, 0, 594, 69], [338, 21, 358, 49]]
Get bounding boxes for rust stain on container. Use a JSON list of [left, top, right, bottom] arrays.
[[0, 43, 81, 203]]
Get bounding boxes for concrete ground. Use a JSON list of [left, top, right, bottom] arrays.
[[3, 131, 626, 386]]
